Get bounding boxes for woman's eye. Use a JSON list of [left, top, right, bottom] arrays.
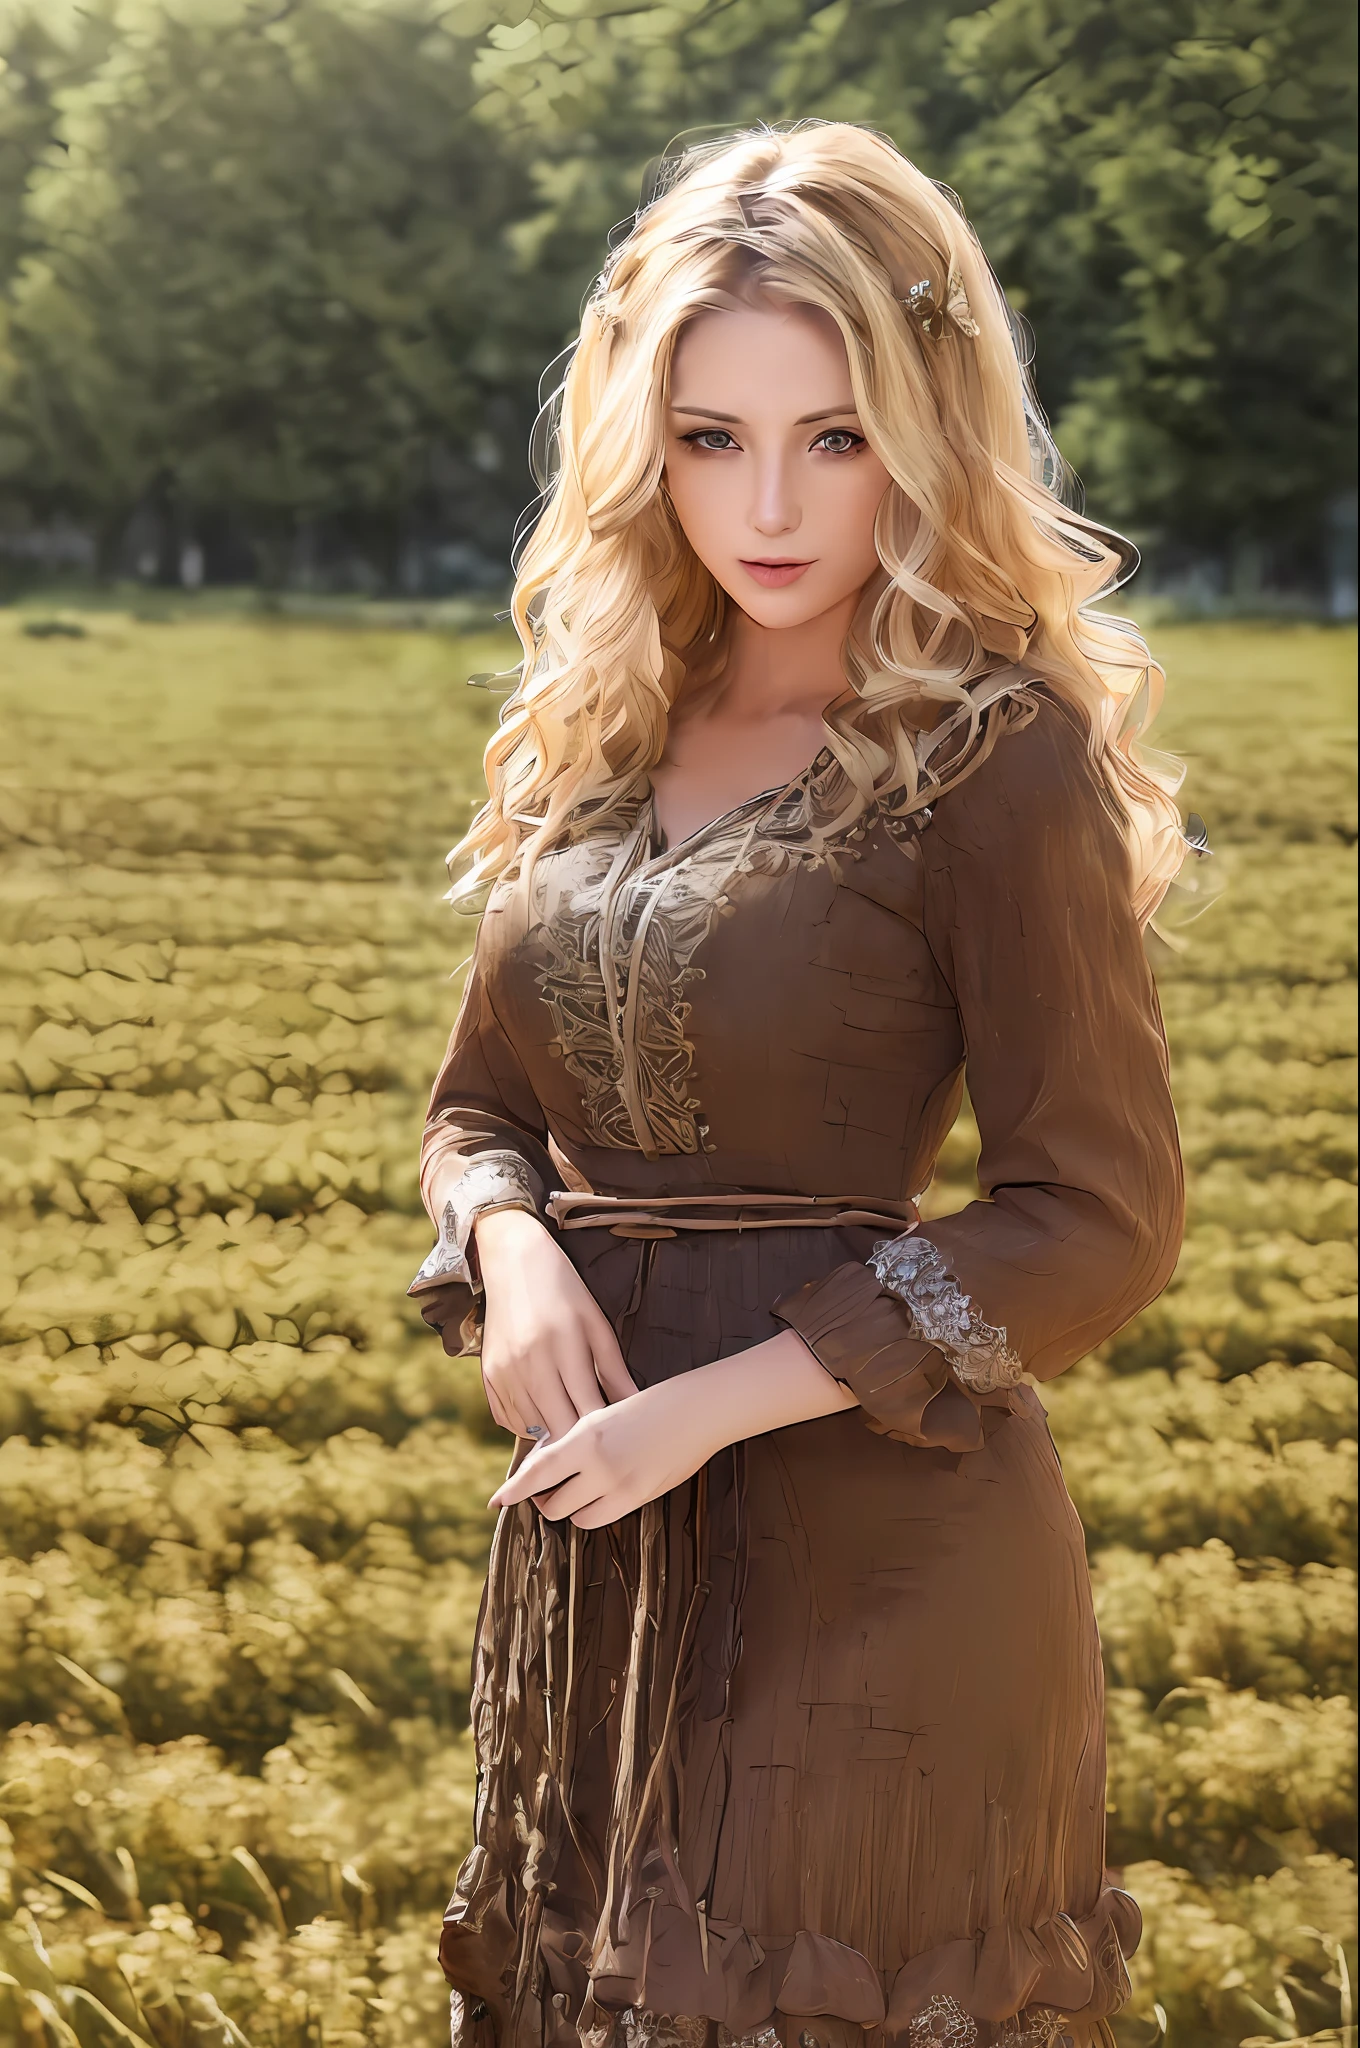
[[813, 429, 864, 455], [684, 429, 739, 451]]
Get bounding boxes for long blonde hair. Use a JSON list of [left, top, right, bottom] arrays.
[[452, 121, 1185, 924]]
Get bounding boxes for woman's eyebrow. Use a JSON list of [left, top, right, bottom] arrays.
[[668, 403, 861, 424]]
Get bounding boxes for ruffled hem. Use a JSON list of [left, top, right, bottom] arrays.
[[438, 1327, 1130, 2048], [772, 1259, 1019, 1453], [443, 1880, 1139, 2048], [440, 1479, 1137, 2048]]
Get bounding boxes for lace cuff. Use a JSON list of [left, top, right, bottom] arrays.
[[868, 1233, 1024, 1394], [407, 1150, 543, 1297]]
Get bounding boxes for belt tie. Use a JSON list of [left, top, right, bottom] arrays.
[[546, 1189, 918, 1241]]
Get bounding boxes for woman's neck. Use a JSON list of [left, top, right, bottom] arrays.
[[700, 591, 859, 725], [652, 593, 861, 843]]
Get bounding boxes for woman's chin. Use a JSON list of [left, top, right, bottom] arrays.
[[726, 578, 854, 631]]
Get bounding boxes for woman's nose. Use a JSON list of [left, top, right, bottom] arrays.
[[750, 452, 800, 538]]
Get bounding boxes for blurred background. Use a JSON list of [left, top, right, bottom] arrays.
[[0, 0, 1354, 614], [0, 5, 1355, 2048]]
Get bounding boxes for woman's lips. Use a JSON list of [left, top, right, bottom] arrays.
[[740, 558, 814, 588]]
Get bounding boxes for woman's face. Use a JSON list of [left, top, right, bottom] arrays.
[[663, 299, 893, 630]]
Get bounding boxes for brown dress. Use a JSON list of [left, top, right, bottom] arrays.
[[410, 680, 1184, 2048]]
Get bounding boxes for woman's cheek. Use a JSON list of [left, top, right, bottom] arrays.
[[672, 475, 739, 567], [819, 480, 882, 576]]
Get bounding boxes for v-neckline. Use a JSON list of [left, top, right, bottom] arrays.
[[636, 666, 1035, 860], [644, 745, 835, 863]]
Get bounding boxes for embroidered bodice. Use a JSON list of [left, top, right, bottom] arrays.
[[412, 683, 1183, 1434]]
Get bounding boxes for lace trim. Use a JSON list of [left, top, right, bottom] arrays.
[[619, 2013, 712, 2048], [908, 2000, 1070, 2047], [406, 1150, 541, 1295], [586, 2011, 777, 2048], [869, 1233, 1024, 1393], [595, 2004, 1070, 2048], [454, 1991, 1069, 2048], [909, 1998, 979, 2048], [996, 2010, 1072, 2047]]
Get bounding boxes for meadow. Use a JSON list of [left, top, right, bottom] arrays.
[[0, 609, 1354, 2048]]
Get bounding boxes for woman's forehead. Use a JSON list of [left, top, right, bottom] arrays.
[[668, 302, 856, 410]]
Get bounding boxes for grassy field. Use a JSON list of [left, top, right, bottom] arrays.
[[0, 610, 1354, 2048]]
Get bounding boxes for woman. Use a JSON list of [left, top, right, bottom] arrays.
[[410, 123, 1185, 2048]]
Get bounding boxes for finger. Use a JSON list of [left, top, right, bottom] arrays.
[[507, 1339, 585, 1442], [481, 1379, 518, 1435], [570, 1490, 631, 1530], [531, 1471, 608, 1523], [561, 1356, 608, 1420], [588, 1318, 639, 1403], [481, 1373, 526, 1438], [491, 1350, 559, 1432], [526, 1368, 580, 1444], [491, 1435, 577, 1509], [483, 1370, 551, 1452], [495, 1381, 551, 1444]]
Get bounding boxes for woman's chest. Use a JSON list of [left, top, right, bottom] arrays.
[[481, 807, 962, 1165]]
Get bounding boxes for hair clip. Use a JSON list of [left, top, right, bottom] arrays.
[[590, 294, 624, 338], [903, 269, 980, 341]]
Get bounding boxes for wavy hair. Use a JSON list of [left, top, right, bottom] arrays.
[[451, 121, 1186, 925]]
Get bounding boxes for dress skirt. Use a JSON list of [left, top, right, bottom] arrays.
[[437, 1225, 1138, 2048]]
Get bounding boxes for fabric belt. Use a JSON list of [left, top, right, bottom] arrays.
[[545, 1189, 918, 1241]]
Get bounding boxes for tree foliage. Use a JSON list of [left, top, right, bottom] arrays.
[[945, 0, 1359, 558], [0, 1, 563, 576], [0, 0, 1352, 582]]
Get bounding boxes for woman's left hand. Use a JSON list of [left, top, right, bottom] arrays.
[[489, 1328, 857, 1527], [489, 1373, 718, 1527]]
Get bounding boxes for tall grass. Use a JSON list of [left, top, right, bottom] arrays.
[[0, 612, 1354, 2047]]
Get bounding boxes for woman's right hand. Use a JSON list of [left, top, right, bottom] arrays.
[[473, 1206, 638, 1441]]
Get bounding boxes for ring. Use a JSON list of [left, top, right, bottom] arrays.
[[525, 1424, 549, 1441]]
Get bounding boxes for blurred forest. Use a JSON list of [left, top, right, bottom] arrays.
[[0, 0, 1355, 606]]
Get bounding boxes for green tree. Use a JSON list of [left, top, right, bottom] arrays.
[[943, 0, 1358, 565], [457, 0, 980, 331], [0, 0, 554, 579], [0, 1, 116, 287], [0, 0, 1352, 583], [464, 0, 1357, 570]]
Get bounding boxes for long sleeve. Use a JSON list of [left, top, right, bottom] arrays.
[[773, 688, 1185, 1453], [408, 906, 557, 1357]]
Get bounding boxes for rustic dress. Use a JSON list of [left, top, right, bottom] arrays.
[[410, 678, 1184, 2048]]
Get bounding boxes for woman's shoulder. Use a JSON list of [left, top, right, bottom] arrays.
[[925, 679, 1118, 859]]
